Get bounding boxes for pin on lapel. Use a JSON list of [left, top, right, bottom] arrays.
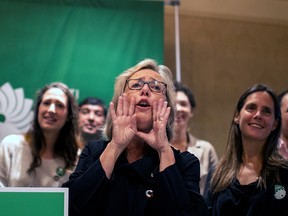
[[274, 184, 286, 200]]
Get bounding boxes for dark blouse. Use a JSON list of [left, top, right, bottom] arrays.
[[205, 168, 288, 216], [62, 140, 208, 216]]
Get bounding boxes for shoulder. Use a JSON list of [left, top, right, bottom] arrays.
[[0, 134, 30, 158], [195, 139, 214, 148], [87, 139, 107, 151], [81, 139, 108, 158], [0, 134, 27, 148], [172, 147, 200, 166], [195, 139, 218, 157], [188, 133, 215, 149], [75, 140, 108, 171]]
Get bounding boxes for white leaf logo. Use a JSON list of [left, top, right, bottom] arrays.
[[0, 82, 34, 142]]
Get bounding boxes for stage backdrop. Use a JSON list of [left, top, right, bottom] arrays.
[[0, 0, 164, 141]]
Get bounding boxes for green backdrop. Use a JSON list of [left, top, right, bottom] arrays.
[[0, 0, 164, 139], [0, 0, 164, 104]]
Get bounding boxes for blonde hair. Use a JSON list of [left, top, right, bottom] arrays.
[[103, 58, 176, 141]]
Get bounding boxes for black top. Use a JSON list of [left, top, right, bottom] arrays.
[[62, 140, 209, 216], [205, 168, 288, 216]]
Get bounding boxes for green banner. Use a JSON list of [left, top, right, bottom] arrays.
[[0, 187, 68, 216], [0, 0, 164, 141]]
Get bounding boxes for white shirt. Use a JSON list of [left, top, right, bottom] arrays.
[[186, 133, 219, 194], [0, 134, 69, 187]]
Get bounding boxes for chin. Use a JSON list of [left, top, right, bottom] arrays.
[[84, 129, 96, 134], [41, 127, 61, 133], [175, 121, 185, 127], [137, 122, 153, 133], [137, 127, 152, 134]]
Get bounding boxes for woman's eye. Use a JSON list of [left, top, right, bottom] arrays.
[[152, 85, 161, 91], [245, 104, 256, 111], [42, 101, 51, 106], [135, 83, 141, 88], [56, 103, 65, 109], [131, 82, 141, 88], [262, 108, 272, 115]]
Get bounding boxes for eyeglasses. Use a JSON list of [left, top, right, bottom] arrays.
[[125, 79, 167, 93]]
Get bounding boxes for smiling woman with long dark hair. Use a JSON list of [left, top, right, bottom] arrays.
[[0, 82, 80, 187], [205, 84, 288, 216]]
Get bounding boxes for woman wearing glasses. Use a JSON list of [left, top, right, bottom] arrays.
[[62, 59, 208, 216]]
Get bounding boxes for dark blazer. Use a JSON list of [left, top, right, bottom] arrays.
[[62, 140, 209, 216]]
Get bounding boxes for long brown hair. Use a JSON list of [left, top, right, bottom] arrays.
[[210, 84, 287, 193], [26, 82, 80, 174]]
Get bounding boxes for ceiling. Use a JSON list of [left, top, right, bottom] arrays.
[[165, 0, 288, 25]]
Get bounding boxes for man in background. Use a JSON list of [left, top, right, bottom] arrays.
[[78, 97, 107, 146]]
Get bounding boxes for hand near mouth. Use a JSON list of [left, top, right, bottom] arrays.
[[110, 94, 137, 152], [137, 98, 171, 152]]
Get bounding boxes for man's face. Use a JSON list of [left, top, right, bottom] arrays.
[[78, 104, 105, 135]]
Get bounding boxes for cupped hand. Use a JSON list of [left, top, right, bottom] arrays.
[[137, 98, 171, 152], [110, 94, 137, 151]]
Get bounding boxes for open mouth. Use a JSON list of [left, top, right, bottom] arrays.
[[137, 99, 150, 107], [44, 115, 56, 123]]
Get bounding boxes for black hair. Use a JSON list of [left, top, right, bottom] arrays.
[[79, 97, 107, 117], [173, 81, 196, 109], [278, 89, 288, 105]]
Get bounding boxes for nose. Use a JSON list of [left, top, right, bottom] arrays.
[[88, 112, 95, 120], [176, 103, 182, 111], [253, 110, 262, 119], [140, 83, 151, 96], [48, 103, 56, 113]]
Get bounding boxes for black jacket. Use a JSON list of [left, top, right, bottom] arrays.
[[205, 167, 288, 216], [62, 140, 209, 216]]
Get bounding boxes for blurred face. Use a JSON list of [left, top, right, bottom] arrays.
[[280, 93, 288, 141], [175, 91, 193, 130], [124, 69, 166, 132], [234, 91, 277, 143], [38, 88, 68, 133], [79, 104, 105, 135]]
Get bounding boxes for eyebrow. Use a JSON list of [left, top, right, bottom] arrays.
[[130, 77, 161, 81]]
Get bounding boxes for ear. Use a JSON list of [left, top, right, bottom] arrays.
[[234, 113, 239, 124], [272, 119, 278, 131], [190, 110, 194, 119]]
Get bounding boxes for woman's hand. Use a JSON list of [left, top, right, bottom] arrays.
[[137, 98, 175, 171], [137, 98, 170, 152], [100, 94, 137, 178], [109, 93, 137, 152]]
